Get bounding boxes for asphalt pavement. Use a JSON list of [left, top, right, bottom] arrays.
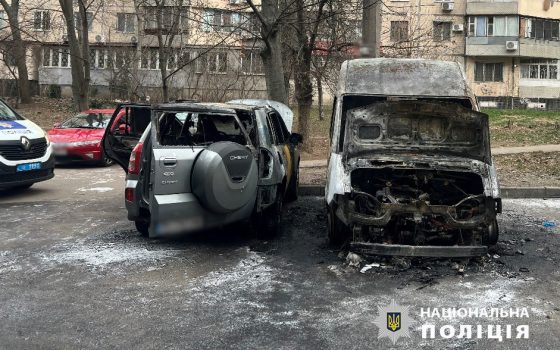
[[1, 166, 560, 349]]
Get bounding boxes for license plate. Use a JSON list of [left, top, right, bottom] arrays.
[[53, 147, 67, 156], [16, 162, 42, 172]]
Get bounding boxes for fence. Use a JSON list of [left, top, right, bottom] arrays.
[[477, 96, 560, 112]]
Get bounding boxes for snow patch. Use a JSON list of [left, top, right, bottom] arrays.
[[41, 242, 178, 269], [77, 187, 113, 193]]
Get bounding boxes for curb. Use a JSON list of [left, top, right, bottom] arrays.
[[299, 185, 560, 199]]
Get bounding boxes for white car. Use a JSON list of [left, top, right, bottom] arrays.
[[0, 99, 54, 190]]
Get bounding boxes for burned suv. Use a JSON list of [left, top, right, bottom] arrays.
[[326, 59, 501, 257], [102, 101, 301, 238]]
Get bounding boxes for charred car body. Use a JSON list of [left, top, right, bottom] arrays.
[[326, 59, 501, 257], [102, 101, 301, 238]]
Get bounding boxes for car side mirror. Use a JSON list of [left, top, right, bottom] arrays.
[[289, 133, 303, 144], [53, 122, 60, 128]]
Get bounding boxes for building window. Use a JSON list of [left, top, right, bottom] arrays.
[[75, 12, 93, 31], [433, 22, 451, 41], [203, 9, 241, 32], [34, 10, 50, 31], [521, 59, 559, 80], [468, 16, 519, 37], [524, 17, 560, 40], [90, 48, 107, 69], [144, 6, 187, 34], [140, 48, 160, 70], [208, 52, 227, 73], [3, 52, 16, 66], [241, 50, 263, 74], [117, 13, 135, 33], [474, 62, 503, 82], [390, 21, 408, 42], [43, 47, 70, 67], [0, 11, 6, 29]]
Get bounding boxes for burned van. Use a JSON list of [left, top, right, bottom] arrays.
[[326, 58, 501, 257]]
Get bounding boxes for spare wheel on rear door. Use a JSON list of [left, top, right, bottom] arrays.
[[191, 141, 258, 214]]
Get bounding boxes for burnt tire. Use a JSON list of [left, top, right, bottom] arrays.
[[483, 218, 499, 246], [134, 219, 149, 238], [255, 190, 283, 240], [285, 160, 299, 202], [327, 205, 349, 248], [191, 142, 258, 214]]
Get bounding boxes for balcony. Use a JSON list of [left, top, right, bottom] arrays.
[[466, 0, 519, 15], [466, 36, 560, 59]]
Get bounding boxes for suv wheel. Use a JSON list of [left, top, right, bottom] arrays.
[[327, 206, 349, 247], [256, 190, 283, 240], [286, 161, 299, 202], [134, 219, 149, 238]]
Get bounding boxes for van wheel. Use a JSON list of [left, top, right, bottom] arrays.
[[256, 190, 283, 240], [134, 219, 149, 238], [328, 206, 349, 248], [285, 162, 299, 202]]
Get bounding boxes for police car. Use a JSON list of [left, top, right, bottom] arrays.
[[0, 99, 54, 190]]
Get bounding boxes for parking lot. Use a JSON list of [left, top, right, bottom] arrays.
[[1, 166, 560, 349]]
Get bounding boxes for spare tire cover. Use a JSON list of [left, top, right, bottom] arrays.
[[191, 141, 258, 214]]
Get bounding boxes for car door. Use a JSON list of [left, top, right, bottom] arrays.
[[266, 110, 296, 189], [102, 104, 151, 171]]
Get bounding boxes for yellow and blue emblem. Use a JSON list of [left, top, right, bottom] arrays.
[[387, 312, 401, 332]]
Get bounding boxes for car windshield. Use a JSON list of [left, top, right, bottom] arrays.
[[60, 112, 113, 129], [0, 100, 22, 121], [156, 111, 249, 146]]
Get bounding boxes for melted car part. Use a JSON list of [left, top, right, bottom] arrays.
[[348, 168, 495, 246]]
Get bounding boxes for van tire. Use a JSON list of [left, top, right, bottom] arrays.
[[328, 206, 349, 248]]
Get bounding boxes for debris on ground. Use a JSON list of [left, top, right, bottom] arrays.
[[345, 252, 363, 268], [543, 220, 557, 229], [360, 263, 380, 273]]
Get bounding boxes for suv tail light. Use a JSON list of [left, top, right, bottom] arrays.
[[125, 188, 134, 202], [128, 141, 144, 175]]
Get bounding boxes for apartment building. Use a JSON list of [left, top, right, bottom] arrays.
[[1, 0, 267, 101], [465, 0, 560, 107], [379, 0, 560, 107], [2, 0, 560, 105]]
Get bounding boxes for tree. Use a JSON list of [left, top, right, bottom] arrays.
[[0, 0, 32, 103], [291, 0, 328, 149], [245, 0, 288, 105], [59, 0, 97, 110]]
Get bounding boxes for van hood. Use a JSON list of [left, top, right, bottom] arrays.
[[344, 101, 491, 163], [0, 120, 46, 141]]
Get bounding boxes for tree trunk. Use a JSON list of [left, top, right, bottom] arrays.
[[317, 74, 323, 120], [1, 0, 32, 103], [59, 0, 89, 111], [293, 0, 314, 151], [259, 0, 287, 104]]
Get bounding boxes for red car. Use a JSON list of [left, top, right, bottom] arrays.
[[48, 109, 124, 166]]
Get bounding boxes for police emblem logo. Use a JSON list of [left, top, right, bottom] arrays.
[[0, 122, 13, 128], [20, 136, 31, 151], [387, 312, 401, 332], [374, 300, 414, 345]]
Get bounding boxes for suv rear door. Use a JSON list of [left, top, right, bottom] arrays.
[[102, 104, 151, 171]]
